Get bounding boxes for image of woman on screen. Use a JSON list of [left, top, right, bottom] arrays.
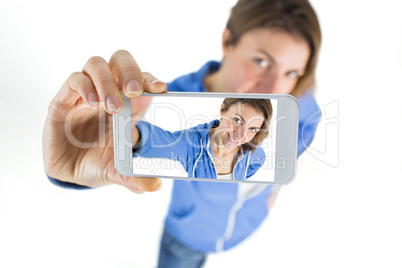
[[132, 98, 272, 181]]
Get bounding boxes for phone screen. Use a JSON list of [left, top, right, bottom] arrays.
[[131, 95, 278, 183]]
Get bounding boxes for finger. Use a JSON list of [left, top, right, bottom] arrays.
[[142, 72, 168, 94], [133, 177, 162, 192], [108, 166, 162, 193], [118, 176, 162, 193], [109, 50, 144, 98], [69, 72, 100, 106], [82, 56, 122, 114], [48, 72, 98, 121]]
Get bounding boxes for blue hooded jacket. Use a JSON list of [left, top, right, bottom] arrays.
[[163, 61, 321, 252], [47, 61, 321, 253], [133, 119, 266, 181]]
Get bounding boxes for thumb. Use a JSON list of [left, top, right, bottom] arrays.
[[109, 168, 162, 193], [120, 176, 163, 194]]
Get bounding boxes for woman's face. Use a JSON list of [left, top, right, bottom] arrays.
[[221, 28, 310, 94], [217, 103, 265, 149]]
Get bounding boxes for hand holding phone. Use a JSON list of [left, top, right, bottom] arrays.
[[42, 50, 165, 193]]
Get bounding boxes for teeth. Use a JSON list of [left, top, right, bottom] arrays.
[[228, 134, 238, 143]]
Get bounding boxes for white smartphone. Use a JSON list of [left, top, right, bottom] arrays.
[[113, 92, 299, 184]]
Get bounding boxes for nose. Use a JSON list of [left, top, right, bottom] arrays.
[[257, 72, 290, 94], [233, 125, 247, 141]]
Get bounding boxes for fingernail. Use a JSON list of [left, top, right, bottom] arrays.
[[88, 92, 99, 105], [151, 79, 164, 85], [106, 95, 122, 112], [126, 80, 141, 94], [151, 80, 167, 92]]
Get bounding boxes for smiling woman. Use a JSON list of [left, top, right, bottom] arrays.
[[215, 98, 272, 152], [41, 0, 322, 267], [131, 98, 273, 181]]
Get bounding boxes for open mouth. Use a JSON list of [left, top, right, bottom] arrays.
[[228, 133, 240, 144]]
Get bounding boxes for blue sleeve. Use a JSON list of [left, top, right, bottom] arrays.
[[47, 174, 91, 190], [297, 90, 321, 157], [245, 146, 266, 179], [134, 121, 190, 170]]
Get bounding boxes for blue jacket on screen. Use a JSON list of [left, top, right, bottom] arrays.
[[133, 119, 266, 181], [47, 61, 321, 253]]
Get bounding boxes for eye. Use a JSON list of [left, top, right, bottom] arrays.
[[234, 117, 242, 124], [249, 128, 258, 133], [287, 71, 299, 79], [254, 58, 269, 68]]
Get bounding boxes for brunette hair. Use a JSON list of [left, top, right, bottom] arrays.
[[225, 0, 321, 97], [221, 98, 272, 153]]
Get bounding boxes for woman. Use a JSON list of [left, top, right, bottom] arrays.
[[157, 0, 321, 265], [132, 98, 272, 181], [43, 0, 321, 267]]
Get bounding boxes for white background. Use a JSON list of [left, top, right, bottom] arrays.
[[0, 0, 402, 267]]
